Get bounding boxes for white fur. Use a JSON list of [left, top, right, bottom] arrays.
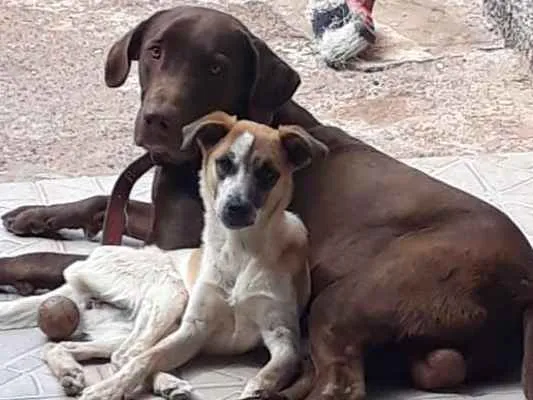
[[0, 245, 194, 397], [0, 129, 311, 400], [214, 131, 255, 221]]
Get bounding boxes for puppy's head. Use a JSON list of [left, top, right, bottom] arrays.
[[181, 111, 328, 230], [104, 6, 301, 164]]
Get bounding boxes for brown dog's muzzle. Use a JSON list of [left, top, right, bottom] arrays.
[[142, 102, 178, 134], [136, 101, 180, 146]]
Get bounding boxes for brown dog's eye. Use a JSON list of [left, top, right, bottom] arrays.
[[209, 63, 222, 76], [149, 46, 162, 60]]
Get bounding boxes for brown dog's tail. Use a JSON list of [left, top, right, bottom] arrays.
[[523, 305, 533, 399]]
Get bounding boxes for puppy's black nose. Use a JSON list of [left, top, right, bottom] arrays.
[[222, 198, 255, 229], [227, 198, 252, 216]]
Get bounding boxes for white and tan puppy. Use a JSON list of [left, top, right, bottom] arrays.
[[0, 111, 328, 400]]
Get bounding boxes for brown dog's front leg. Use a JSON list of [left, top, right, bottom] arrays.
[[0, 252, 86, 294], [2, 196, 153, 241], [2, 194, 153, 243], [2, 196, 109, 240]]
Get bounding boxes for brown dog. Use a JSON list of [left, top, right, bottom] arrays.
[[2, 6, 533, 400]]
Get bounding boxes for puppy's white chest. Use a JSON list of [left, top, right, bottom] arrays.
[[200, 248, 293, 354], [207, 247, 288, 303]]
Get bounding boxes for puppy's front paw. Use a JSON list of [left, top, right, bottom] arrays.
[[60, 367, 86, 396], [154, 373, 194, 400]]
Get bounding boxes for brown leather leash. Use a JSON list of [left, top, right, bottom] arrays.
[[101, 153, 154, 245]]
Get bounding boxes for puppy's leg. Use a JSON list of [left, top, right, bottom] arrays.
[[110, 303, 152, 368], [111, 285, 188, 368], [43, 335, 125, 396], [79, 287, 215, 400], [240, 311, 301, 399], [80, 318, 209, 400]]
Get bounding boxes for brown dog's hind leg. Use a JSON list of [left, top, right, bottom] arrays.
[[305, 285, 371, 400], [0, 252, 85, 294], [280, 355, 315, 400]]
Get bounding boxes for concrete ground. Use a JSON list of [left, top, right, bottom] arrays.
[[2, 0, 533, 399]]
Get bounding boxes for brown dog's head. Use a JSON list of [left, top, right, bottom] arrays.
[[105, 6, 301, 164], [180, 111, 328, 230]]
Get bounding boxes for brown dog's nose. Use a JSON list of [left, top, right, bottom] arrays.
[[143, 104, 178, 131]]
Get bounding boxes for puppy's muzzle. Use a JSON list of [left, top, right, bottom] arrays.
[[221, 197, 256, 229]]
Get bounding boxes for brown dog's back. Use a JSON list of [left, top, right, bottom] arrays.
[[289, 124, 533, 397]]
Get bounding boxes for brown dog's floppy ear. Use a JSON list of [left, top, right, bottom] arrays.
[[105, 20, 147, 88], [105, 10, 166, 88], [246, 34, 301, 124], [279, 125, 329, 171], [181, 111, 238, 153]]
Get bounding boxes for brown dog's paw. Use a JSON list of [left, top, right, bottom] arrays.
[[2, 205, 61, 238], [2, 197, 107, 239], [12, 281, 35, 296]]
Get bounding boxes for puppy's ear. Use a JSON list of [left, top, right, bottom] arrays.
[[181, 111, 238, 153], [278, 125, 329, 171], [105, 10, 166, 88], [246, 33, 301, 124]]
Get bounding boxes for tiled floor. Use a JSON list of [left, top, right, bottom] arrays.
[[1, 152, 533, 399]]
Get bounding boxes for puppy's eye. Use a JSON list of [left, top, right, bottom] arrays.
[[216, 156, 235, 178], [209, 63, 222, 76], [149, 46, 161, 60], [255, 164, 280, 189]]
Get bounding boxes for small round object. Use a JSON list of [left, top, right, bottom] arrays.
[[38, 295, 80, 341]]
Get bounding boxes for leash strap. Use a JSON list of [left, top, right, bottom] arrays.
[[101, 153, 154, 245]]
